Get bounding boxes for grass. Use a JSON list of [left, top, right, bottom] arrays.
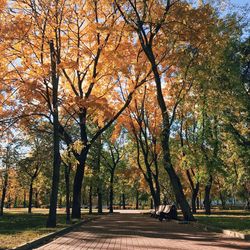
[[195, 209, 250, 234], [0, 208, 97, 250]]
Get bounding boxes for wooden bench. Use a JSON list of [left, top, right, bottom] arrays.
[[158, 205, 178, 221], [150, 205, 165, 218]]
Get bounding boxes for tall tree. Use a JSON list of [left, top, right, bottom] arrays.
[[114, 0, 227, 220]]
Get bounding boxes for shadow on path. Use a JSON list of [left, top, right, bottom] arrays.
[[36, 213, 250, 250]]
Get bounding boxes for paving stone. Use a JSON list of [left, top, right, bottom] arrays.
[[35, 213, 250, 250]]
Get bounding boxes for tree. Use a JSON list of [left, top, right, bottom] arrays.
[[114, 0, 229, 220], [46, 38, 61, 227], [0, 136, 19, 216], [101, 128, 125, 213], [18, 135, 49, 213], [2, 0, 150, 222], [177, 112, 201, 213]]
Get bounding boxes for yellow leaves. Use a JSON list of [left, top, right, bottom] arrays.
[[74, 95, 115, 127], [95, 111, 106, 127], [111, 121, 123, 142], [71, 140, 85, 155], [58, 60, 78, 70], [75, 95, 105, 109], [0, 0, 6, 12], [96, 25, 110, 32]]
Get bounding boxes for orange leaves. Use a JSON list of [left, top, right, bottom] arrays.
[[0, 0, 6, 12], [0, 0, 231, 150], [58, 60, 78, 71], [74, 95, 115, 127], [74, 95, 108, 109]]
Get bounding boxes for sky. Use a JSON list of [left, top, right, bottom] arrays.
[[232, 0, 249, 5]]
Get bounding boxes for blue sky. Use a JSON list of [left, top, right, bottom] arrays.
[[232, 0, 249, 5]]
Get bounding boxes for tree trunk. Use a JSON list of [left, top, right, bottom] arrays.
[[163, 148, 194, 220], [191, 183, 199, 214], [7, 194, 11, 208], [89, 185, 92, 215], [46, 40, 61, 228], [119, 194, 122, 208], [152, 55, 194, 221], [204, 175, 213, 215], [59, 195, 62, 208], [109, 171, 114, 213], [153, 157, 161, 207], [122, 193, 125, 209], [0, 183, 7, 216], [106, 190, 109, 208], [145, 176, 160, 209], [97, 187, 102, 214], [135, 134, 161, 211], [0, 176, 7, 216], [28, 181, 33, 213], [64, 163, 71, 223], [71, 148, 88, 219], [150, 199, 153, 209], [136, 190, 139, 209], [23, 190, 26, 208], [197, 196, 200, 210], [0, 153, 9, 216], [96, 137, 102, 214], [191, 195, 196, 214], [14, 196, 17, 208], [155, 189, 161, 208], [109, 185, 114, 213], [35, 191, 39, 208], [219, 192, 226, 210]]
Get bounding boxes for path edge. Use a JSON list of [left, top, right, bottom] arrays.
[[12, 217, 98, 250], [194, 222, 250, 241]]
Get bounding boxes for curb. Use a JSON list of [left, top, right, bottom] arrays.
[[147, 214, 250, 241], [195, 222, 250, 241], [222, 230, 250, 240], [12, 216, 99, 250]]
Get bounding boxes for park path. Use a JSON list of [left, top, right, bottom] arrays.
[[35, 212, 250, 250]]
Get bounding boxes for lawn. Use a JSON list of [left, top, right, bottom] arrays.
[[0, 208, 95, 250], [195, 210, 250, 234]]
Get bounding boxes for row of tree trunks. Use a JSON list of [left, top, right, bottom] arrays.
[[134, 136, 161, 210], [180, 117, 200, 215]]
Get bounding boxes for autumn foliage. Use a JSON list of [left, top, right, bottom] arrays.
[[0, 0, 249, 225]]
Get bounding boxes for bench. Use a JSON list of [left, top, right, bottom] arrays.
[[159, 205, 178, 221], [150, 205, 165, 218]]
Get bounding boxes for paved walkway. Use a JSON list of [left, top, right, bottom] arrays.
[[35, 213, 250, 250]]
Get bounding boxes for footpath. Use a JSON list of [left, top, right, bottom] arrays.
[[35, 212, 250, 250]]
